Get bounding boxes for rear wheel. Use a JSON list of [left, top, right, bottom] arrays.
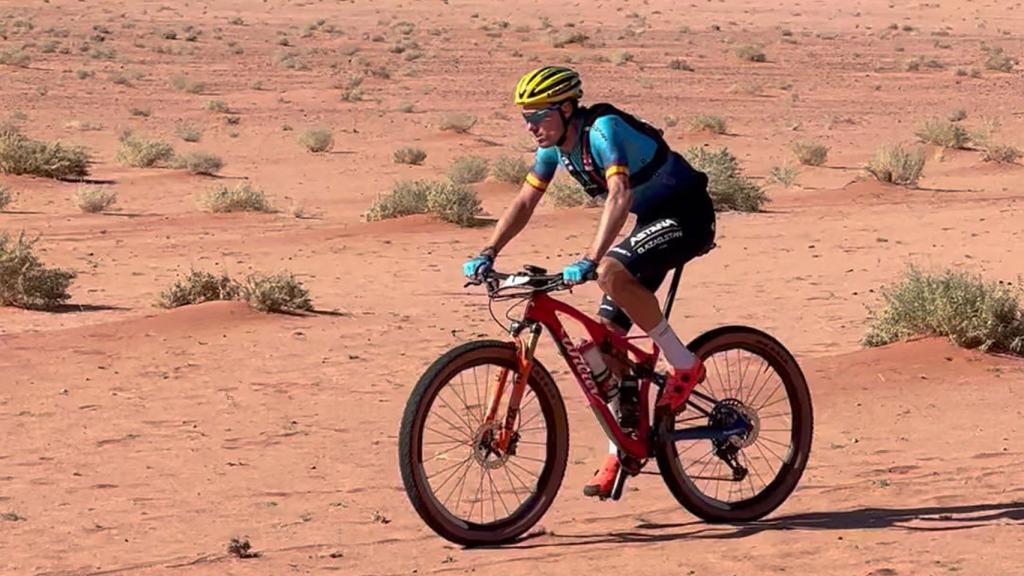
[[654, 326, 813, 522], [398, 340, 569, 546]]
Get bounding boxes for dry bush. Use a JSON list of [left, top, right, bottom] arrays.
[[668, 58, 693, 71], [0, 48, 31, 67], [981, 144, 1022, 164], [448, 155, 489, 184], [0, 127, 90, 180], [393, 147, 427, 165], [982, 45, 1017, 72], [365, 180, 482, 226], [551, 30, 588, 48], [905, 56, 944, 71], [689, 115, 727, 134], [205, 100, 230, 113], [866, 144, 926, 186], [243, 272, 313, 312], [173, 152, 223, 175], [299, 128, 334, 153], [864, 266, 1024, 355], [546, 179, 602, 208], [158, 269, 241, 308], [73, 186, 117, 213], [439, 113, 477, 133], [768, 163, 799, 188], [735, 44, 766, 62], [116, 131, 175, 168], [0, 232, 76, 310], [682, 146, 768, 212], [492, 155, 531, 184], [175, 122, 202, 142], [915, 118, 969, 149], [199, 183, 272, 213], [170, 74, 206, 94], [791, 141, 830, 166], [0, 185, 12, 211]]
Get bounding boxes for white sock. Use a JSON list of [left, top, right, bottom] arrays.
[[646, 318, 697, 370]]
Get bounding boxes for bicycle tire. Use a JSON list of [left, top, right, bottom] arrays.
[[398, 339, 569, 546]]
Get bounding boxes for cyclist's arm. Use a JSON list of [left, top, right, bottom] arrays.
[[584, 116, 632, 262], [584, 173, 631, 262], [482, 148, 557, 256]]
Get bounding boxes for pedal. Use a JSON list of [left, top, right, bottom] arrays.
[[609, 466, 628, 501]]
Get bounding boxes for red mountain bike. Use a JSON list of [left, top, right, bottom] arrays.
[[399, 263, 813, 546]]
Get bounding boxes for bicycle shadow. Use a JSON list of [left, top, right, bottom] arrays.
[[495, 501, 1024, 549]]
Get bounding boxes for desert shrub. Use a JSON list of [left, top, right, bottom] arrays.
[[242, 272, 313, 312], [982, 45, 1017, 72], [768, 163, 799, 188], [425, 181, 482, 226], [393, 147, 427, 165], [551, 30, 588, 48], [866, 144, 926, 185], [158, 269, 241, 308], [439, 113, 477, 133], [0, 185, 12, 211], [173, 152, 223, 175], [689, 115, 727, 134], [448, 155, 489, 184], [492, 155, 531, 184], [668, 58, 693, 71], [175, 122, 202, 142], [863, 266, 1024, 355], [0, 48, 31, 67], [547, 179, 601, 208], [915, 118, 969, 149], [791, 141, 830, 166], [735, 44, 766, 62], [116, 132, 175, 167], [199, 182, 272, 212], [0, 232, 76, 310], [205, 100, 230, 113], [73, 186, 117, 213], [365, 180, 482, 226], [170, 74, 206, 94], [299, 128, 333, 153], [0, 127, 90, 179], [682, 146, 768, 212], [981, 144, 1022, 164]]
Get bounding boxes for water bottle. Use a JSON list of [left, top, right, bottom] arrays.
[[578, 339, 618, 402]]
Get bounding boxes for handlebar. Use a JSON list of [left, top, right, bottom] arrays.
[[464, 265, 597, 297]]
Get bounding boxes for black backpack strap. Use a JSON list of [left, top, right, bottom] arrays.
[[577, 103, 671, 191]]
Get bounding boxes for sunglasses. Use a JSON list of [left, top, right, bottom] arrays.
[[522, 105, 561, 126]]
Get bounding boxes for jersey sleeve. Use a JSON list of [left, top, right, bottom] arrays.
[[526, 146, 559, 190], [588, 116, 630, 181]]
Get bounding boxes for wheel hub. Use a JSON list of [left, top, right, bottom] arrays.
[[472, 423, 516, 469], [709, 398, 760, 449]]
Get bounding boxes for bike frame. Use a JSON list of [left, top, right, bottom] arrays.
[[485, 266, 689, 462]]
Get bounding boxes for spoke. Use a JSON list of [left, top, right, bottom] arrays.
[[677, 439, 710, 456], [422, 438, 467, 447], [505, 461, 535, 498], [755, 437, 787, 465], [683, 445, 717, 470], [425, 425, 472, 446], [758, 393, 791, 413], [488, 466, 498, 524], [427, 412, 473, 444], [746, 361, 778, 408], [488, 468, 512, 518], [510, 454, 548, 465], [712, 459, 723, 501], [439, 456, 474, 508], [723, 350, 734, 399], [507, 458, 541, 487], [422, 441, 471, 465], [516, 439, 549, 446], [428, 453, 474, 486], [436, 391, 477, 435], [737, 350, 754, 402], [516, 425, 547, 434], [741, 357, 768, 406], [467, 463, 486, 522], [742, 450, 768, 494], [453, 374, 482, 429], [473, 366, 484, 431], [482, 364, 492, 428], [518, 406, 543, 431], [709, 353, 726, 401], [503, 464, 524, 505]]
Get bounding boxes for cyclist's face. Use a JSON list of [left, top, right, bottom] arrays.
[[522, 103, 565, 147]]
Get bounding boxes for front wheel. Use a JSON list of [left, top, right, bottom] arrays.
[[654, 325, 813, 523], [398, 340, 569, 546]]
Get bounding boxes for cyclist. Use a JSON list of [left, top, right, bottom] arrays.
[[463, 66, 717, 499]]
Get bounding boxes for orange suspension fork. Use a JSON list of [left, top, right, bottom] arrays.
[[490, 324, 541, 452]]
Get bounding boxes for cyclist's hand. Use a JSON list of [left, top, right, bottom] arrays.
[[562, 258, 597, 285], [463, 252, 494, 279]]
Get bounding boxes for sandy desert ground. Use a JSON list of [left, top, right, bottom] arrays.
[[2, 0, 1024, 574]]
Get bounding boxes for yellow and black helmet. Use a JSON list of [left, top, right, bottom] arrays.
[[514, 66, 583, 106]]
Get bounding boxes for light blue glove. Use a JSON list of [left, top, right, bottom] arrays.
[[562, 258, 597, 285], [463, 253, 494, 279]]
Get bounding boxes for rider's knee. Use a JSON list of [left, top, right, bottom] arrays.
[[597, 258, 628, 294]]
